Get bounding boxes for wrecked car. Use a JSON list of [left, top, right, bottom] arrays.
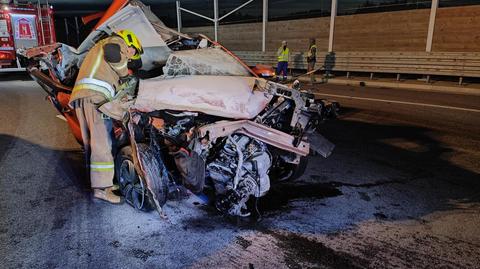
[[20, 0, 339, 218]]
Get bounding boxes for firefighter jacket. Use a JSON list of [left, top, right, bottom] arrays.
[[277, 46, 289, 62], [70, 36, 130, 104]]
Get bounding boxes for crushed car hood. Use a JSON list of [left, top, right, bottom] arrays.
[[134, 76, 272, 119]]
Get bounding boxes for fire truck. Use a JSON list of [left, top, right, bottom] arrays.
[[0, 0, 55, 71]]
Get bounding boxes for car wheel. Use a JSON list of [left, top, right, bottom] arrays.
[[287, 156, 309, 181], [135, 143, 169, 208], [115, 146, 155, 211]]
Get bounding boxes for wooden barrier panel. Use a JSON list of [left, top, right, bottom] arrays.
[[333, 9, 430, 52], [264, 17, 330, 52], [183, 23, 262, 51], [234, 51, 480, 78], [183, 17, 330, 52], [181, 5, 480, 78], [182, 5, 480, 54], [433, 5, 480, 52]]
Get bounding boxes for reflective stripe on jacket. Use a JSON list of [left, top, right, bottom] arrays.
[[73, 78, 116, 100], [70, 36, 130, 104], [277, 47, 289, 62]]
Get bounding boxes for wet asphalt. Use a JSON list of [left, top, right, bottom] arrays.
[[0, 74, 479, 268]]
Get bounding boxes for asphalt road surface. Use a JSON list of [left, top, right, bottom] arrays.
[[1, 75, 479, 269]]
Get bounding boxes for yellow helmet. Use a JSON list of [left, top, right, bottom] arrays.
[[117, 29, 143, 60]]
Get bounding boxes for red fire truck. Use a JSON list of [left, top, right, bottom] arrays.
[[0, 0, 55, 71]]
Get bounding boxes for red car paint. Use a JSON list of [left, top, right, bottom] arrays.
[[251, 64, 275, 78]]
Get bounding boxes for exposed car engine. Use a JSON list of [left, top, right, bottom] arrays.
[[208, 134, 271, 217]]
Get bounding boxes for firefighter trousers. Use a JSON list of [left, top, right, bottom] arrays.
[[73, 96, 114, 189]]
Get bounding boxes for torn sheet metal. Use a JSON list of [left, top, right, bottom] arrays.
[[198, 120, 310, 156], [162, 48, 250, 77], [308, 133, 335, 158], [19, 43, 60, 59], [128, 117, 168, 217], [134, 76, 272, 119], [78, 4, 172, 70]]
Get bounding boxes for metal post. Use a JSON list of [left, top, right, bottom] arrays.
[[46, 0, 53, 43], [177, 0, 253, 42], [37, 0, 45, 45], [176, 1, 182, 33], [74, 16, 80, 45], [219, 0, 254, 21], [213, 0, 218, 41], [64, 18, 69, 43], [426, 0, 438, 52], [262, 0, 268, 52], [328, 0, 337, 53]]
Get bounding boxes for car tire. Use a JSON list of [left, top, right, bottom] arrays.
[[115, 145, 155, 211], [287, 156, 309, 181], [135, 143, 169, 208]]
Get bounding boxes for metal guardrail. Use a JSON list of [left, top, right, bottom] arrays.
[[234, 51, 480, 79]]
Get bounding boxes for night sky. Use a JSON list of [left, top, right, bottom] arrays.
[[47, 0, 165, 14]]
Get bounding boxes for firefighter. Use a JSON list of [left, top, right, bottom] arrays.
[[276, 40, 289, 81], [69, 30, 143, 204]]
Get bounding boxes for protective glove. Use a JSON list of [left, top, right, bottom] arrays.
[[117, 75, 138, 99]]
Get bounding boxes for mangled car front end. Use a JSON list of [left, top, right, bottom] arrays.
[[20, 0, 339, 218]]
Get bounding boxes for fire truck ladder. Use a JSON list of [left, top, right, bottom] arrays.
[[37, 0, 53, 45]]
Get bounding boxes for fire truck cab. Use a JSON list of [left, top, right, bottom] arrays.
[[0, 0, 55, 71]]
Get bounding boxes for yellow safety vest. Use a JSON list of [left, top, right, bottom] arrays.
[[278, 47, 289, 62], [307, 44, 317, 58]]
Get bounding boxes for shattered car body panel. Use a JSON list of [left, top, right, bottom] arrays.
[[85, 3, 172, 70], [162, 48, 251, 77], [21, 0, 339, 218], [135, 75, 271, 119]]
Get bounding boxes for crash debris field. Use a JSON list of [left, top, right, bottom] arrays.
[[1, 78, 479, 268], [1, 0, 480, 268]]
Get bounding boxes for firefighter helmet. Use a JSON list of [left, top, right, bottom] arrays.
[[117, 29, 143, 60]]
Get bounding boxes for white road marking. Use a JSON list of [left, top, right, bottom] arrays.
[[315, 93, 480, 113]]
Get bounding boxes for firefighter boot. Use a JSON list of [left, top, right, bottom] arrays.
[[93, 187, 122, 204]]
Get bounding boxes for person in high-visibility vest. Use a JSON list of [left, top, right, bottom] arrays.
[[276, 40, 289, 81], [69, 30, 143, 204], [306, 38, 317, 84]]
